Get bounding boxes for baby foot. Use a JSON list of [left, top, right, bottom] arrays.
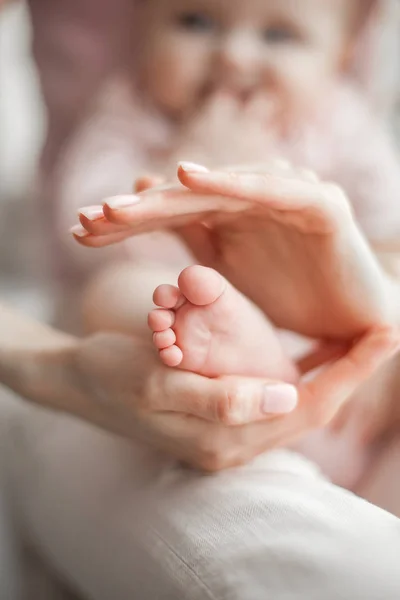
[[148, 265, 298, 381]]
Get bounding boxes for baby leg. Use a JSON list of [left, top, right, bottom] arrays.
[[82, 262, 182, 338]]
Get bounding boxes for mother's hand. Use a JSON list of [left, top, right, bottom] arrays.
[[66, 327, 397, 472], [74, 162, 393, 340]]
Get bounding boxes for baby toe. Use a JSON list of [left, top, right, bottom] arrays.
[[159, 345, 183, 367], [178, 265, 226, 306], [153, 329, 176, 350], [153, 284, 184, 309], [148, 309, 176, 332]]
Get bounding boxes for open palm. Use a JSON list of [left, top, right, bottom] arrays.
[[75, 162, 393, 340]]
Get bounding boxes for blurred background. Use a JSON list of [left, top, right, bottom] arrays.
[[0, 0, 400, 326], [0, 0, 132, 326], [0, 1, 47, 318]]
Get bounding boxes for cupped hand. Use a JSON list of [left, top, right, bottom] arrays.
[[64, 326, 398, 472], [73, 162, 393, 340]]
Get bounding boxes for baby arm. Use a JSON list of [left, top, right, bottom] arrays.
[[82, 262, 181, 337]]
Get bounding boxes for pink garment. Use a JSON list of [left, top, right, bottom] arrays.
[[281, 83, 400, 241], [27, 0, 141, 289]]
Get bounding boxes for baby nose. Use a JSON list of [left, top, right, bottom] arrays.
[[215, 31, 261, 93]]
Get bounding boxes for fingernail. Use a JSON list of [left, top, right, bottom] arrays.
[[70, 225, 89, 238], [78, 205, 104, 220], [178, 161, 209, 174], [105, 195, 141, 209], [262, 384, 298, 415]]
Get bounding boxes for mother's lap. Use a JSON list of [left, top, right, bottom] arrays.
[[3, 402, 400, 600]]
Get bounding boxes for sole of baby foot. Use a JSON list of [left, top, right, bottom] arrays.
[[148, 265, 298, 381]]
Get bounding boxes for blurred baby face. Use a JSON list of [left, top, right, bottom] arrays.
[[138, 0, 359, 119]]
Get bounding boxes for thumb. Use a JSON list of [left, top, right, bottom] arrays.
[[155, 368, 298, 425]]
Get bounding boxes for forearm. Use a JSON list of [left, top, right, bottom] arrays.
[[0, 303, 83, 413]]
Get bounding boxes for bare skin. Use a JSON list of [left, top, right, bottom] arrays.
[[72, 162, 400, 459], [74, 162, 394, 340], [149, 265, 298, 381]]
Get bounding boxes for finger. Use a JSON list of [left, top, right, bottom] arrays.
[[75, 211, 219, 247], [242, 328, 400, 452], [177, 164, 351, 226], [299, 326, 400, 428], [150, 410, 313, 472], [177, 163, 321, 206], [151, 369, 298, 425], [134, 175, 166, 193], [220, 161, 291, 176], [78, 211, 129, 236], [223, 161, 317, 182], [142, 412, 246, 472], [71, 226, 133, 247], [296, 168, 320, 183], [103, 187, 250, 228], [173, 328, 400, 461]]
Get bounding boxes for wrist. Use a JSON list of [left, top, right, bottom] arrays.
[[0, 332, 82, 413]]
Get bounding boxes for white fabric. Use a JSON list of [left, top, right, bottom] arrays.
[[3, 403, 400, 600], [0, 485, 20, 599]]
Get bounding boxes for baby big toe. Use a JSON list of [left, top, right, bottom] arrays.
[[178, 266, 226, 306]]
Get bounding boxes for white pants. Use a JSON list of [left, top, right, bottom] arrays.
[[0, 390, 22, 600], [0, 485, 21, 599], [3, 401, 400, 600]]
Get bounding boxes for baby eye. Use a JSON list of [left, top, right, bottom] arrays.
[[176, 12, 216, 33], [262, 26, 299, 44]]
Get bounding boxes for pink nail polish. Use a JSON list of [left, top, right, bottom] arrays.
[[262, 384, 298, 415], [70, 225, 89, 238], [178, 161, 209, 174], [78, 206, 104, 220], [105, 195, 141, 210]]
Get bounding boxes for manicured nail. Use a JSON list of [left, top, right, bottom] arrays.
[[78, 205, 104, 220], [105, 195, 141, 209], [70, 225, 89, 238], [262, 384, 298, 415], [178, 161, 209, 174]]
